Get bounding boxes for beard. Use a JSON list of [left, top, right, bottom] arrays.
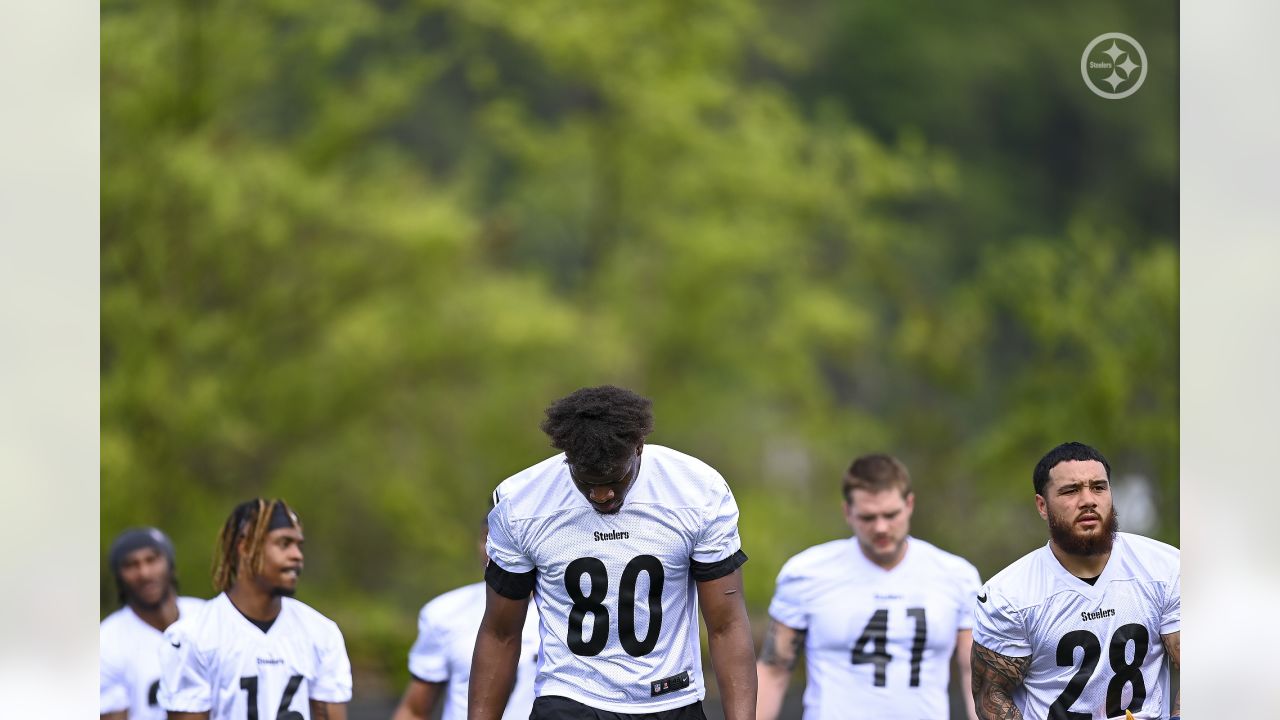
[[1048, 506, 1119, 556], [125, 583, 173, 612]]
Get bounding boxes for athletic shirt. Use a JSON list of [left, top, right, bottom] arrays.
[[158, 593, 352, 718], [408, 581, 542, 720], [768, 536, 981, 720], [99, 596, 207, 719], [972, 532, 1180, 720], [486, 445, 746, 713]]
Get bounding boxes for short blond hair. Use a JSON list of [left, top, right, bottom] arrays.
[[841, 453, 912, 502]]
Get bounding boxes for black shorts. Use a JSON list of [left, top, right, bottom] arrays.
[[530, 695, 708, 720]]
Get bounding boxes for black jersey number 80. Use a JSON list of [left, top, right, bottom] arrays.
[[565, 555, 664, 657]]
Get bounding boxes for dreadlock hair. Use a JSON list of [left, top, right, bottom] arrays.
[[540, 385, 655, 476], [211, 498, 302, 593]]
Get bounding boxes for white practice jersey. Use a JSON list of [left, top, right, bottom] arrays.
[[973, 532, 1180, 720], [486, 445, 746, 713], [100, 596, 206, 719], [408, 581, 541, 720], [158, 593, 352, 719], [768, 536, 980, 720]]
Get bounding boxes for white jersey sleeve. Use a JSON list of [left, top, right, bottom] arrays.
[[487, 497, 534, 575], [691, 476, 743, 566], [955, 561, 982, 632], [99, 624, 130, 713], [1161, 571, 1180, 634], [973, 587, 1031, 657], [309, 617, 353, 703], [407, 597, 451, 682], [766, 555, 813, 631], [158, 619, 213, 713]]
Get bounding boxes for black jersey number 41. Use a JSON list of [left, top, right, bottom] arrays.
[[565, 555, 664, 657], [849, 607, 928, 687]]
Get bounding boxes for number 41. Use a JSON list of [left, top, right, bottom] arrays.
[[850, 607, 927, 687]]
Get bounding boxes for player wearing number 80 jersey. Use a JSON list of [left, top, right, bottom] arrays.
[[159, 499, 352, 720], [470, 386, 757, 720], [971, 442, 1180, 720]]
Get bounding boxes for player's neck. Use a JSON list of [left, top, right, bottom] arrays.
[[226, 582, 283, 623], [861, 536, 908, 571], [1048, 541, 1111, 579], [129, 593, 180, 633]]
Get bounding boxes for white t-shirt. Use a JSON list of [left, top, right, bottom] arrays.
[[972, 532, 1180, 720], [768, 536, 980, 720], [486, 444, 745, 713], [100, 596, 207, 719], [408, 581, 541, 720], [158, 593, 353, 719]]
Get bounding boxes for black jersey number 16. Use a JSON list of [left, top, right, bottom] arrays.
[[239, 675, 304, 720], [564, 555, 664, 657]]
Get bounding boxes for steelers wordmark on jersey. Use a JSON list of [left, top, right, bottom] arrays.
[[769, 536, 980, 720], [487, 445, 746, 713], [973, 533, 1179, 720], [158, 593, 352, 719], [409, 581, 542, 720]]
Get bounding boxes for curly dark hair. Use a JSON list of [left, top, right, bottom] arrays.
[[540, 385, 655, 475], [1032, 441, 1111, 496]]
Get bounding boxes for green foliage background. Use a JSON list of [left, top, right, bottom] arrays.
[[102, 0, 1177, 700]]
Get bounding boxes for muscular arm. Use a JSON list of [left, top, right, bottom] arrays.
[[970, 642, 1029, 720], [308, 701, 347, 720], [698, 569, 757, 720], [754, 619, 804, 720], [467, 587, 531, 720], [953, 629, 979, 720], [1162, 631, 1180, 716], [167, 713, 209, 719], [101, 712, 128, 720], [392, 679, 445, 720]]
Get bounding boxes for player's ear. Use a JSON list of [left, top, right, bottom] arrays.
[[903, 491, 915, 513], [1034, 494, 1049, 520]]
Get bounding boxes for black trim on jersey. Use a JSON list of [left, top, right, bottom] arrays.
[[532, 695, 707, 720], [690, 549, 748, 582], [1080, 574, 1101, 586], [486, 561, 536, 599], [409, 673, 448, 686]]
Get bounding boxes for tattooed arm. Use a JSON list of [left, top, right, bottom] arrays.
[[755, 619, 805, 720], [970, 642, 1029, 720], [1161, 631, 1180, 716]]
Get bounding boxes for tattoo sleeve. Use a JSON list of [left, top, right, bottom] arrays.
[[971, 642, 1029, 720], [758, 620, 805, 671], [1162, 631, 1181, 716]]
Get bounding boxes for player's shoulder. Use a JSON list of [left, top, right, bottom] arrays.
[[633, 444, 731, 508], [778, 538, 853, 579], [99, 606, 136, 644], [177, 595, 207, 617], [282, 596, 342, 633], [908, 537, 981, 578], [490, 452, 574, 519], [1113, 532, 1179, 579], [420, 581, 485, 623], [980, 543, 1055, 609]]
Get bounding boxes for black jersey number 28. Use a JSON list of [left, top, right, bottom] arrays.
[[565, 555, 664, 657], [1048, 623, 1149, 720]]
